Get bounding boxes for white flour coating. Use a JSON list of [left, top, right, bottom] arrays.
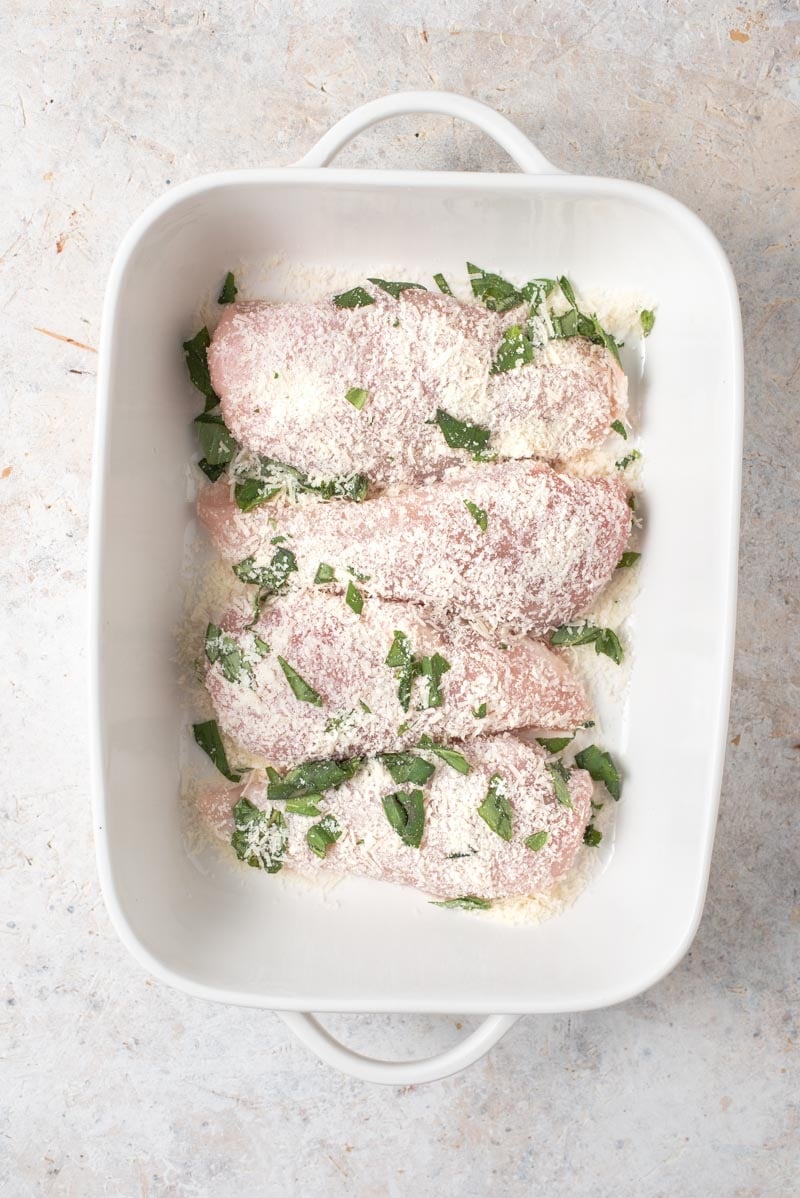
[[207, 285, 627, 484], [196, 734, 593, 901], [205, 589, 591, 768], [197, 459, 631, 635]]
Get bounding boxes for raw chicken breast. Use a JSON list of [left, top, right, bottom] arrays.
[[207, 288, 627, 484], [198, 460, 632, 635], [205, 590, 590, 768], [198, 734, 593, 901]]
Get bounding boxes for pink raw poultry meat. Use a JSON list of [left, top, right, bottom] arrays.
[[197, 460, 632, 635], [207, 288, 627, 484], [204, 590, 590, 769], [197, 734, 593, 901]]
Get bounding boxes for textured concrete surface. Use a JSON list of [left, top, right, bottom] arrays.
[[2, 2, 798, 1195]]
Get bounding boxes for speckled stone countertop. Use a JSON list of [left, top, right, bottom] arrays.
[[2, 2, 798, 1194]]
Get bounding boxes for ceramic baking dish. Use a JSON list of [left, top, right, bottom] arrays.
[[90, 92, 743, 1084]]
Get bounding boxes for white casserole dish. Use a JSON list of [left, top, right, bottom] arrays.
[[90, 92, 743, 1084]]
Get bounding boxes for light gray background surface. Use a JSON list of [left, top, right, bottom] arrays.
[[2, 2, 798, 1195]]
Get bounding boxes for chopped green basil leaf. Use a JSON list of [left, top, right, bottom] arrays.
[[583, 824, 603, 846], [284, 795, 323, 817], [192, 719, 242, 782], [307, 813, 342, 859], [378, 752, 436, 786], [367, 278, 427, 299], [345, 387, 368, 410], [198, 458, 226, 482], [218, 271, 237, 304], [616, 450, 641, 470], [552, 276, 622, 365], [359, 700, 372, 714], [385, 630, 419, 712], [640, 309, 655, 337], [490, 323, 535, 374], [231, 800, 287, 872], [277, 656, 323, 706], [194, 410, 238, 465], [546, 760, 573, 809], [593, 628, 624, 664], [419, 652, 450, 709], [432, 408, 492, 458], [234, 548, 297, 599], [267, 758, 363, 802], [314, 563, 335, 585], [345, 580, 364, 615], [467, 262, 524, 312], [433, 272, 453, 296], [472, 702, 487, 719], [347, 566, 370, 582], [431, 895, 492, 910], [333, 286, 375, 309], [521, 277, 557, 306], [574, 745, 622, 801], [234, 478, 281, 511], [183, 327, 219, 408], [464, 500, 488, 531], [417, 735, 470, 775], [233, 457, 369, 511], [477, 773, 513, 840], [536, 736, 574, 753], [252, 635, 270, 656], [617, 551, 641, 568], [550, 622, 624, 665], [525, 829, 548, 852], [381, 789, 425, 848], [204, 623, 254, 687], [610, 419, 627, 439]]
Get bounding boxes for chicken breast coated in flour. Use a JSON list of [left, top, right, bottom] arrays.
[[207, 288, 627, 485], [198, 734, 593, 901], [198, 460, 632, 635], [204, 590, 590, 769]]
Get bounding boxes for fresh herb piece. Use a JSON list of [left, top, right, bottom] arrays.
[[381, 790, 425, 848], [307, 813, 342, 859], [397, 721, 410, 736], [419, 652, 451, 709], [367, 278, 427, 299], [550, 622, 624, 665], [194, 410, 238, 465], [583, 824, 603, 847], [284, 796, 323, 817], [467, 262, 524, 312], [270, 535, 287, 544], [640, 309, 655, 337], [345, 580, 364, 615], [359, 700, 372, 714], [472, 702, 487, 719], [627, 494, 637, 511], [183, 327, 219, 409], [385, 630, 419, 712], [197, 458, 226, 482], [617, 551, 641, 568], [491, 322, 535, 374], [252, 635, 270, 656], [546, 760, 573, 809], [347, 566, 371, 582], [574, 745, 621, 801], [314, 563, 335, 585], [551, 276, 622, 365], [536, 736, 574, 753], [234, 548, 298, 597], [277, 656, 323, 706], [610, 419, 627, 439], [267, 758, 363, 802], [477, 774, 513, 840], [433, 272, 453, 296], [233, 456, 369, 510], [525, 829, 548, 852], [233, 478, 282, 511], [417, 735, 470, 775], [231, 800, 287, 872], [218, 271, 238, 304], [324, 710, 355, 734], [432, 895, 492, 910], [464, 500, 488, 531], [432, 408, 492, 460], [204, 623, 254, 687], [192, 719, 242, 782], [332, 286, 375, 309], [521, 277, 557, 306], [617, 450, 641, 471], [345, 387, 368, 411], [378, 752, 436, 786]]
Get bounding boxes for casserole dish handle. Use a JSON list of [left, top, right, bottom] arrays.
[[278, 1010, 518, 1085], [295, 90, 561, 174]]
